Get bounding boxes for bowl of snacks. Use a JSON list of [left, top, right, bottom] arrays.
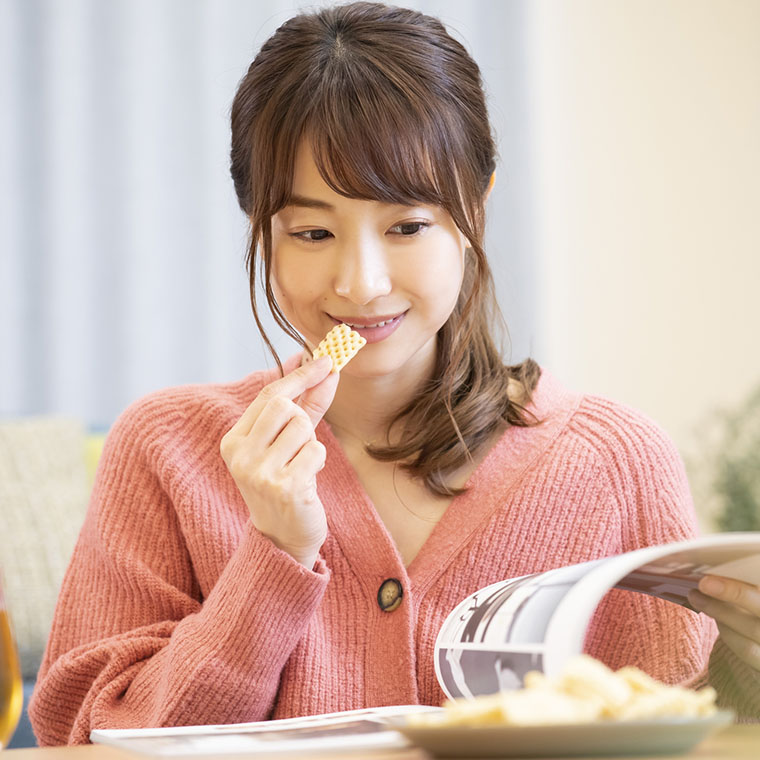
[[391, 655, 733, 757]]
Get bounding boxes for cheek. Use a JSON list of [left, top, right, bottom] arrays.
[[270, 267, 292, 314], [270, 253, 332, 346], [409, 244, 465, 314], [272, 254, 319, 312]]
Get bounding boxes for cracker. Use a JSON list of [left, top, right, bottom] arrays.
[[407, 654, 718, 728], [312, 323, 366, 373]]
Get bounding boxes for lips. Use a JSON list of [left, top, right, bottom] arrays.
[[327, 311, 407, 344]]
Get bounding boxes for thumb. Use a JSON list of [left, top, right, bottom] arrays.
[[297, 369, 340, 428]]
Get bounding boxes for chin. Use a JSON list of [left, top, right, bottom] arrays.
[[339, 352, 405, 380], [346, 343, 435, 382]]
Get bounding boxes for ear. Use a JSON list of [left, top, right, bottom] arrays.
[[484, 172, 495, 202]]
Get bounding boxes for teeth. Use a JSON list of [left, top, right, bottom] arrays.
[[346, 319, 391, 329]]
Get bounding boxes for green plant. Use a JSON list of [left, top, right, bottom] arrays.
[[693, 383, 760, 532]]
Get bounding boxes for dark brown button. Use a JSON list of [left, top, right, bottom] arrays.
[[377, 578, 403, 612]]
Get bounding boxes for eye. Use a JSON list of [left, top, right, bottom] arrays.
[[388, 221, 430, 236], [291, 229, 333, 243]]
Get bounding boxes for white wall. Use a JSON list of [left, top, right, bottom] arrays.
[[528, 0, 760, 471]]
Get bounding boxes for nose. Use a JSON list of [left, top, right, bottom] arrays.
[[333, 238, 392, 304]]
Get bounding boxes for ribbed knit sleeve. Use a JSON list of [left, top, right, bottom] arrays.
[[708, 631, 760, 721], [574, 396, 759, 719], [573, 396, 717, 684], [29, 384, 330, 745]]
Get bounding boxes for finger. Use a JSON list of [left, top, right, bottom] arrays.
[[715, 621, 760, 671], [266, 412, 317, 470], [229, 356, 332, 438], [286, 438, 327, 476], [222, 396, 309, 468], [688, 589, 760, 644], [248, 395, 312, 451], [698, 575, 760, 615], [297, 370, 340, 428]]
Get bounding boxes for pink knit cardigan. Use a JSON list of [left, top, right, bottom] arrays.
[[29, 364, 757, 744]]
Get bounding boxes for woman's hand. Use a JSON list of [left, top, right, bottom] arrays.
[[220, 356, 339, 569], [689, 575, 760, 673]]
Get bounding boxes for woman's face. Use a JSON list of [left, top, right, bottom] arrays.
[[270, 141, 468, 382]]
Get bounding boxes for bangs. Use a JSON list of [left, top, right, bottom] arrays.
[[307, 103, 457, 209], [292, 53, 478, 227], [247, 11, 493, 246]]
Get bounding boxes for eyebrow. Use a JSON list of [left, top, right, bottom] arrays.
[[286, 194, 335, 211]]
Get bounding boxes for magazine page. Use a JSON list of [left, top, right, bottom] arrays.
[[90, 705, 440, 756], [435, 532, 760, 700]]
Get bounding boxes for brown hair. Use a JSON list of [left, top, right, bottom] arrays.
[[230, 1, 540, 496]]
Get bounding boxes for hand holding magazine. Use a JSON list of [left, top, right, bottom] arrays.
[[91, 532, 760, 756]]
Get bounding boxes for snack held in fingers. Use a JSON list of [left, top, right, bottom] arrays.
[[312, 323, 366, 373]]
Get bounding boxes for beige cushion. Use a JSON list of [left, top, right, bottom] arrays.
[[0, 417, 90, 678]]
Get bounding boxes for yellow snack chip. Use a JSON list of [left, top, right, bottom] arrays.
[[408, 655, 718, 728], [312, 323, 366, 373]]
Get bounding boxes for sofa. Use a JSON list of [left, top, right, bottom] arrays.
[[0, 417, 104, 748]]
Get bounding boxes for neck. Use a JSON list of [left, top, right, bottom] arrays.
[[323, 347, 436, 447]]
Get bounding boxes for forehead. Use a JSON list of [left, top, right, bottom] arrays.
[[291, 140, 330, 195]]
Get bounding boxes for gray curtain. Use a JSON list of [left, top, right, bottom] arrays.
[[0, 0, 536, 427]]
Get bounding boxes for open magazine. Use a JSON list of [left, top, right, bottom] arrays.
[[90, 706, 436, 756], [435, 531, 760, 700], [91, 532, 759, 755]]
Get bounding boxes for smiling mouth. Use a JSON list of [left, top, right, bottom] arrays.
[[325, 312, 407, 344], [328, 312, 407, 328]]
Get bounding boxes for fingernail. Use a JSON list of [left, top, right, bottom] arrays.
[[701, 578, 724, 595]]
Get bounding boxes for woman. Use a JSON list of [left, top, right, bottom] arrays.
[[30, 2, 759, 745]]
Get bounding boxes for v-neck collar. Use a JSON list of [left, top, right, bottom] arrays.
[[315, 368, 582, 599]]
